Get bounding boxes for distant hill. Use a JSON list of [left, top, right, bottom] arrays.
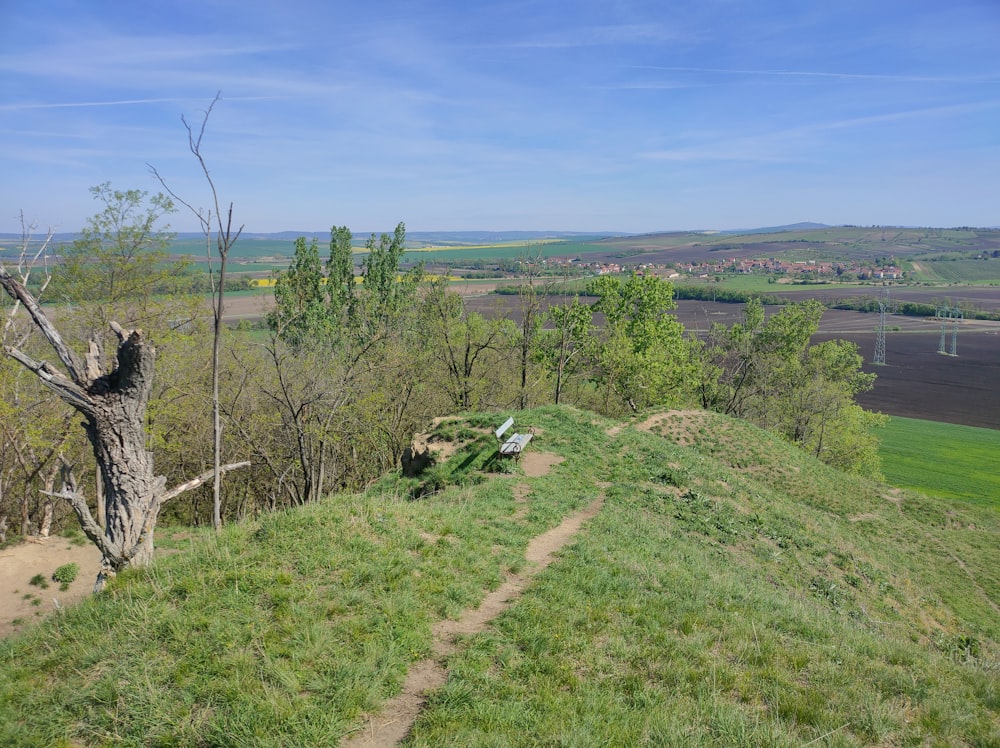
[[0, 230, 631, 245], [719, 221, 830, 234]]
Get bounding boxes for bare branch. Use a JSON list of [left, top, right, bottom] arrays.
[[159, 461, 251, 504], [0, 267, 88, 386], [84, 337, 102, 381], [2, 214, 54, 346], [150, 92, 247, 532], [148, 93, 244, 251], [41, 463, 119, 561], [3, 344, 95, 413], [108, 320, 129, 343]]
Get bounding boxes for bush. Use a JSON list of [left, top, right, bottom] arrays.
[[52, 563, 79, 585]]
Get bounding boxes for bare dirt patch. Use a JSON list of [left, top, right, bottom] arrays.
[[342, 495, 605, 747], [0, 538, 102, 638], [635, 410, 712, 445], [403, 418, 488, 476], [520, 451, 565, 478], [410, 432, 461, 463]]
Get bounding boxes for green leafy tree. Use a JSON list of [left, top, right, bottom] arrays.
[[50, 183, 189, 352], [543, 295, 594, 405], [357, 222, 422, 344], [269, 222, 420, 352], [778, 339, 885, 477], [588, 274, 693, 413], [255, 222, 433, 503], [699, 298, 885, 477], [419, 280, 516, 410], [269, 237, 329, 348], [327, 225, 356, 321]]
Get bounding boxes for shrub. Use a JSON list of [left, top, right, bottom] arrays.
[[52, 563, 80, 585]]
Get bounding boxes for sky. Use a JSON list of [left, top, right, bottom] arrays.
[[1, 0, 998, 235]]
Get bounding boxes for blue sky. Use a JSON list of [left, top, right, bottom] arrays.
[[1, 0, 998, 234]]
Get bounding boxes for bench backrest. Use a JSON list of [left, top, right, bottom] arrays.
[[495, 416, 515, 440]]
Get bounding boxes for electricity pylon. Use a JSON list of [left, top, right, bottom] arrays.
[[936, 305, 962, 356], [873, 288, 889, 365]]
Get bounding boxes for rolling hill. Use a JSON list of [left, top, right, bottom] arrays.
[[0, 406, 996, 746]]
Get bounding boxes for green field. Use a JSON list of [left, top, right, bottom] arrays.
[[908, 259, 1000, 284], [169, 237, 298, 260], [879, 416, 1000, 508]]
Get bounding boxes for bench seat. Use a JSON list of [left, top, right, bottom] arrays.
[[495, 417, 533, 459], [499, 431, 533, 456]]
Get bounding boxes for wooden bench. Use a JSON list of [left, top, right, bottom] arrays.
[[495, 417, 533, 460]]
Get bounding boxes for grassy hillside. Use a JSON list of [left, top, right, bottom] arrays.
[[1, 407, 997, 746]]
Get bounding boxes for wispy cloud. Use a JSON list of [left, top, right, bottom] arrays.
[[638, 65, 1000, 85], [0, 98, 195, 112], [0, 37, 297, 74], [483, 23, 685, 50], [0, 94, 308, 113], [640, 99, 1000, 164], [803, 99, 1000, 131]]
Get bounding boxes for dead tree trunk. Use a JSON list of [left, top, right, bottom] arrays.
[[38, 464, 57, 538], [1, 267, 248, 591]]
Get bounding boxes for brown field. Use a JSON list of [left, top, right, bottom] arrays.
[[678, 302, 1000, 429], [763, 285, 1000, 313], [823, 327, 1000, 430], [465, 295, 1000, 430]]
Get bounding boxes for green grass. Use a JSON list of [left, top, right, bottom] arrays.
[[409, 410, 999, 746], [908, 259, 1000, 284], [879, 416, 1000, 507], [1, 407, 997, 746], [170, 237, 298, 260]]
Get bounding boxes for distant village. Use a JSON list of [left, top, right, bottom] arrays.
[[551, 256, 904, 282]]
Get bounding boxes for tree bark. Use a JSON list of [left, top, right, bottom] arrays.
[[2, 266, 248, 591], [39, 466, 56, 538]]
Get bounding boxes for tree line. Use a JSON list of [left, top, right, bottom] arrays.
[[1, 186, 886, 579]]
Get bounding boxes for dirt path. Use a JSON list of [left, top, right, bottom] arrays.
[[0, 538, 102, 637], [342, 493, 605, 747]]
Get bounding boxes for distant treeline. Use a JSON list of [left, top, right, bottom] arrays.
[[26, 270, 254, 299], [831, 297, 1000, 321], [673, 285, 1000, 320], [492, 282, 1000, 320]]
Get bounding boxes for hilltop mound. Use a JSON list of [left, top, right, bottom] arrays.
[[1, 406, 996, 746]]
